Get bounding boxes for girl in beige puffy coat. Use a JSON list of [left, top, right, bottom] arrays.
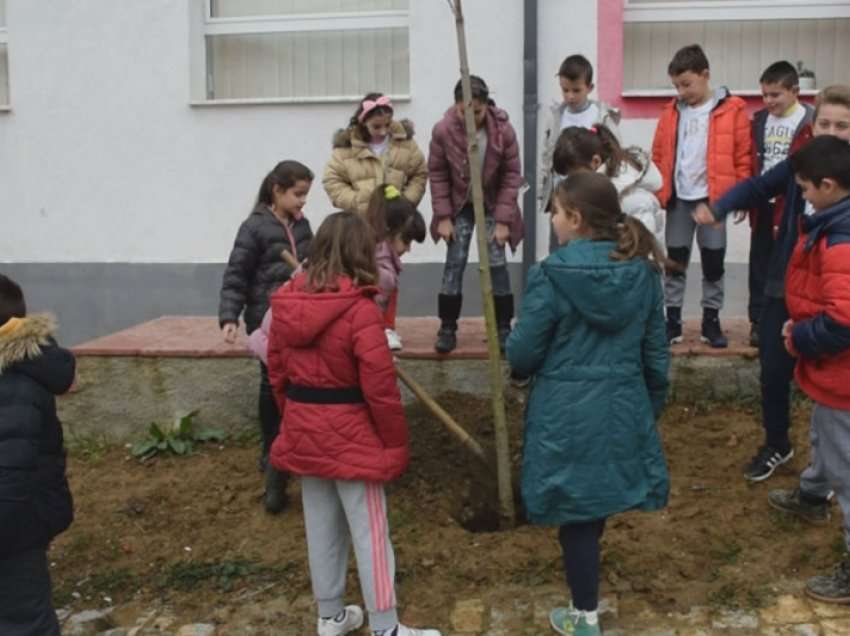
[[323, 93, 428, 214]]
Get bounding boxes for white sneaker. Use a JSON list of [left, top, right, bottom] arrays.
[[317, 605, 364, 636], [396, 624, 442, 636], [385, 328, 403, 351]]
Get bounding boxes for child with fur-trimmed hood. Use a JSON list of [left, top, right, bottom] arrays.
[[0, 274, 75, 636], [323, 92, 428, 214]]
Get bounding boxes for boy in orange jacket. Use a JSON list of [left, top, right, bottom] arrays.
[[652, 44, 752, 347]]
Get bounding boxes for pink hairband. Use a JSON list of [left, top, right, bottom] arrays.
[[358, 95, 392, 122]]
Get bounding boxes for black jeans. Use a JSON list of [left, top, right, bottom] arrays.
[[259, 362, 282, 461], [748, 211, 774, 324], [558, 518, 607, 611], [0, 549, 60, 636], [759, 297, 795, 452]]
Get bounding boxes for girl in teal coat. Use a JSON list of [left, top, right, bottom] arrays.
[[506, 172, 670, 636]]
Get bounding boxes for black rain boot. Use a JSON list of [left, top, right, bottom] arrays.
[[264, 464, 289, 514], [701, 307, 729, 349], [494, 294, 515, 353], [435, 294, 462, 353], [666, 306, 683, 345]]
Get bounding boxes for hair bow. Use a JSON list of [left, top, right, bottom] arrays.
[[384, 185, 401, 200], [358, 95, 393, 122], [589, 126, 598, 134]]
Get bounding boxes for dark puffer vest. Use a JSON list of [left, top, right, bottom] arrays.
[[0, 314, 75, 559]]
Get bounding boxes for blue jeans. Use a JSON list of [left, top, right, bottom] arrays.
[[440, 205, 510, 296]]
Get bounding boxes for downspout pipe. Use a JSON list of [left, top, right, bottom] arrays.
[[521, 0, 538, 290]]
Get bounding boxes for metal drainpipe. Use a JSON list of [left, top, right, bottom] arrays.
[[521, 0, 539, 290]]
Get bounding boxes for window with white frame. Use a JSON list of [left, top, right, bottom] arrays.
[[0, 0, 9, 106], [197, 0, 410, 102], [623, 1, 850, 95]]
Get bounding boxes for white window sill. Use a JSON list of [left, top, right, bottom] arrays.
[[190, 94, 411, 107], [622, 89, 819, 98]]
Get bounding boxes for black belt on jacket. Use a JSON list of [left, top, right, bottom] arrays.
[[285, 384, 365, 404]]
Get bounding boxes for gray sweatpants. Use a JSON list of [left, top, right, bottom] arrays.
[[301, 476, 398, 632], [800, 403, 850, 550], [664, 198, 726, 310]]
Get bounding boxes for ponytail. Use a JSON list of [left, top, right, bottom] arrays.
[[365, 184, 427, 244], [611, 215, 667, 269], [594, 124, 641, 177]]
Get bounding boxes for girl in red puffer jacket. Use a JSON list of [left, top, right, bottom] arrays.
[[265, 212, 441, 636]]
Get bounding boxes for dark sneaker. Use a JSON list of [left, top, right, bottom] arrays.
[[806, 561, 850, 604], [509, 368, 531, 388], [434, 327, 457, 354], [749, 322, 760, 348], [768, 488, 830, 525], [701, 315, 728, 348], [744, 445, 794, 482], [667, 318, 683, 345]]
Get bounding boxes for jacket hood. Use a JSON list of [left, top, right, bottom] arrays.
[[272, 274, 379, 346], [542, 240, 655, 332], [675, 86, 732, 113], [549, 99, 622, 126], [332, 119, 416, 148], [802, 195, 850, 251], [0, 313, 75, 394], [0, 313, 56, 373], [605, 149, 662, 194]]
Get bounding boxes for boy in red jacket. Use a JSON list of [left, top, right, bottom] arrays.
[[784, 136, 850, 603], [652, 44, 752, 348]]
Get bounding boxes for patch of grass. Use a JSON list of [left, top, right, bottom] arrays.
[[157, 559, 295, 593], [67, 434, 111, 463], [711, 539, 742, 565], [831, 536, 848, 559], [708, 582, 739, 609], [53, 568, 139, 607], [768, 509, 802, 533]]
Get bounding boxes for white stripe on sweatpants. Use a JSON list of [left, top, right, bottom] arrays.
[[301, 476, 398, 632]]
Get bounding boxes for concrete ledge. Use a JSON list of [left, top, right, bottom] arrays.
[[59, 354, 762, 443]]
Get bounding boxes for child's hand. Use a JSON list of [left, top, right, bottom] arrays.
[[437, 218, 455, 243], [491, 222, 511, 247], [782, 319, 797, 357], [222, 322, 239, 344], [692, 203, 720, 227]]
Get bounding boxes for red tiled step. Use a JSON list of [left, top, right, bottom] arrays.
[[73, 316, 757, 360]]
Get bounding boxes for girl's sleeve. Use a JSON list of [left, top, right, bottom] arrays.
[[248, 308, 272, 365], [267, 305, 288, 414], [402, 141, 428, 207], [351, 302, 408, 452], [374, 252, 398, 313], [219, 220, 258, 327], [323, 152, 359, 212], [506, 264, 558, 376], [428, 127, 454, 221], [492, 123, 523, 226], [641, 274, 670, 420]]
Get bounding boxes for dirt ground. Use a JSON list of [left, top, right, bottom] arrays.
[[54, 390, 840, 631]]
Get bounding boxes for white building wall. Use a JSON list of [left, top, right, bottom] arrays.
[[0, 0, 749, 266], [0, 0, 523, 265]]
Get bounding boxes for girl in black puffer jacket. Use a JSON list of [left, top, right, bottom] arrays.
[[0, 275, 75, 636], [218, 160, 314, 513]]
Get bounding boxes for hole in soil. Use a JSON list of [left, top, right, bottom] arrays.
[[449, 473, 523, 533]]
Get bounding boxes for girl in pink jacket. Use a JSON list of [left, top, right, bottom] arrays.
[[365, 184, 426, 351]]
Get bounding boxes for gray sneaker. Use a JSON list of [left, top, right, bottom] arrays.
[[768, 488, 830, 525], [806, 561, 850, 604]]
